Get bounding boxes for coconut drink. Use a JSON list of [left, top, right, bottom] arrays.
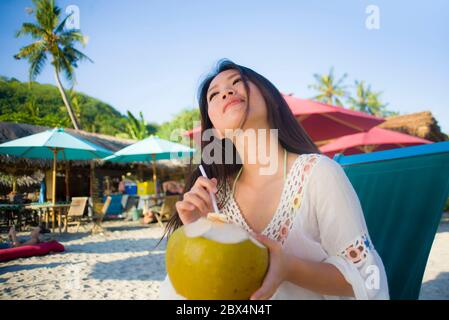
[[165, 213, 269, 300]]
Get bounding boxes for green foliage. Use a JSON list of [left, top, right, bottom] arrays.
[[14, 0, 92, 129], [0, 76, 127, 135], [348, 80, 399, 118], [156, 108, 200, 143], [115, 110, 159, 140], [308, 67, 348, 106], [309, 68, 399, 117], [14, 0, 92, 84]]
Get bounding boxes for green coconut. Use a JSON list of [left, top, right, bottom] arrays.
[[165, 214, 269, 300]]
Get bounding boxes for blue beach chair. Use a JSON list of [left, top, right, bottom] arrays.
[[334, 141, 449, 299]]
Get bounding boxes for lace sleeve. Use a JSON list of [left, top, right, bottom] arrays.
[[308, 156, 389, 300]]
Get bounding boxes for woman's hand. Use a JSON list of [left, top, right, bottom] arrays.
[[250, 233, 290, 300], [176, 176, 218, 225]]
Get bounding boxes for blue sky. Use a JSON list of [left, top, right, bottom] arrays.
[[1, 0, 448, 133]]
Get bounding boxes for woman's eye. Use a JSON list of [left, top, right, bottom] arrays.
[[209, 78, 241, 101], [209, 92, 218, 101]]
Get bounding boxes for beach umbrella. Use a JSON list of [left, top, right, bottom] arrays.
[[103, 135, 195, 193], [282, 94, 385, 143], [320, 127, 432, 158], [184, 94, 385, 145], [0, 128, 113, 203]]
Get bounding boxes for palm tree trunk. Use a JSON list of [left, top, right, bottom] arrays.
[[54, 69, 81, 130]]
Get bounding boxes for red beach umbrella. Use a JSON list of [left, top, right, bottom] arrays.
[[320, 127, 432, 158]]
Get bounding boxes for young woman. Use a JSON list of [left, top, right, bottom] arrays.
[[161, 59, 389, 300]]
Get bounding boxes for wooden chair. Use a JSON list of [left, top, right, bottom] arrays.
[[91, 196, 111, 234], [65, 197, 88, 233], [152, 195, 180, 227]]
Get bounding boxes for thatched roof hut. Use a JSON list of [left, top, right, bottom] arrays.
[[378, 111, 448, 142]]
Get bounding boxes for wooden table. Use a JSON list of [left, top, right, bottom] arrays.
[[25, 203, 71, 234]]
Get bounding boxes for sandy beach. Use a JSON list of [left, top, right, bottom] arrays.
[[419, 213, 449, 300], [0, 221, 166, 300], [1, 216, 448, 300]]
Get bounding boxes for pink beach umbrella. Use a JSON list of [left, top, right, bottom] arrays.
[[320, 127, 432, 158]]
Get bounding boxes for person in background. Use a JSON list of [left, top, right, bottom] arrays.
[[141, 181, 184, 224], [118, 175, 126, 194], [0, 225, 48, 249], [163, 181, 183, 196]]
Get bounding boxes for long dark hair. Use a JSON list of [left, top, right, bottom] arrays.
[[160, 59, 320, 242]]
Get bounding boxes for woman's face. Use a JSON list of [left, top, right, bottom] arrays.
[[206, 69, 269, 138]]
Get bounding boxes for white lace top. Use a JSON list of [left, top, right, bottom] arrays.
[[221, 152, 320, 246], [159, 153, 389, 300]]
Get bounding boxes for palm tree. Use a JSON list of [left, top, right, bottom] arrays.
[[68, 88, 82, 124], [124, 111, 151, 140], [308, 67, 348, 106], [348, 80, 395, 117], [14, 0, 92, 130]]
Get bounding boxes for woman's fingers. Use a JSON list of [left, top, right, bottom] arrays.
[[176, 175, 218, 225], [176, 200, 199, 225], [195, 176, 218, 194], [183, 191, 210, 214], [176, 200, 195, 212], [190, 186, 213, 210]]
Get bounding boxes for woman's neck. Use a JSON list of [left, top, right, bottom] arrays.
[[233, 128, 285, 185]]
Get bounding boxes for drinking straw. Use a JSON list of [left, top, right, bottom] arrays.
[[198, 165, 221, 214]]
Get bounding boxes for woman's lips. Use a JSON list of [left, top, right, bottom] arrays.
[[224, 99, 244, 112]]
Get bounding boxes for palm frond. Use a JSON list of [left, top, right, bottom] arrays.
[[15, 22, 46, 39], [57, 48, 75, 84], [127, 110, 140, 129], [312, 73, 323, 83], [63, 46, 93, 63], [34, 0, 59, 31], [58, 30, 86, 45], [54, 12, 72, 34], [334, 97, 345, 107], [28, 47, 48, 81], [335, 72, 348, 88], [125, 122, 138, 140], [14, 40, 46, 60], [310, 94, 327, 102]]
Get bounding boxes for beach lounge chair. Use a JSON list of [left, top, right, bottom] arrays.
[[90, 196, 111, 234], [152, 195, 181, 227], [102, 194, 123, 217], [333, 141, 449, 299], [65, 197, 88, 233]]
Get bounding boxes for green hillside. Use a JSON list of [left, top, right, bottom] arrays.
[[0, 76, 129, 136]]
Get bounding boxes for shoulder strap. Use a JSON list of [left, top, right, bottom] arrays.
[[232, 166, 243, 197]]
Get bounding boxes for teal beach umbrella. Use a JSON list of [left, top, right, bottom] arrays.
[[0, 128, 113, 203], [103, 135, 195, 193]]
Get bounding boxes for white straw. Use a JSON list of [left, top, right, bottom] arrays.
[[198, 165, 221, 214]]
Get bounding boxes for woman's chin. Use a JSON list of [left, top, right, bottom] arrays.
[[223, 108, 246, 125]]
